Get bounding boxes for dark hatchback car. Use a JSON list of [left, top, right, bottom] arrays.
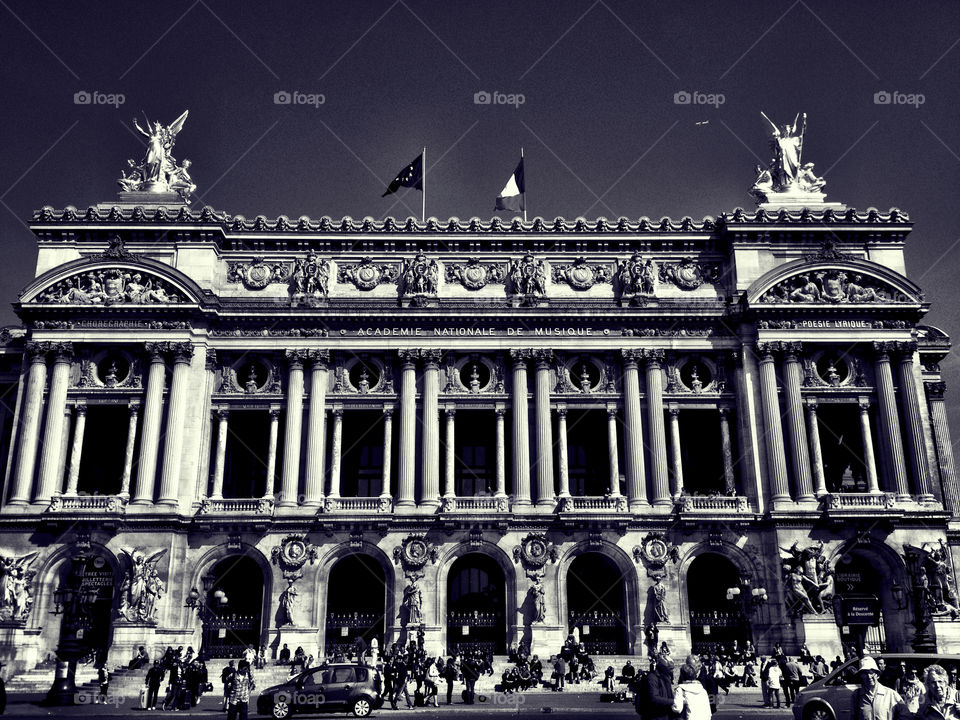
[[256, 663, 383, 718]]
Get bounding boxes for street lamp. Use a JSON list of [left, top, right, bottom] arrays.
[[727, 578, 767, 610], [186, 583, 228, 659], [44, 553, 94, 706]]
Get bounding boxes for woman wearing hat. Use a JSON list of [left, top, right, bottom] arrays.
[[852, 656, 902, 720]]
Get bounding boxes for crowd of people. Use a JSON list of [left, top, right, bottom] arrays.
[[381, 641, 494, 708], [134, 645, 210, 711]]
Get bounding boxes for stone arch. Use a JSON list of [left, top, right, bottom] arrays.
[[556, 541, 641, 654], [745, 258, 924, 307], [676, 541, 760, 630], [314, 542, 396, 656]]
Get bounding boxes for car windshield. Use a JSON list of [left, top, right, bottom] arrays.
[[331, 667, 357, 684]]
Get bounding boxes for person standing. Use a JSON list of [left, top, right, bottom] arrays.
[[443, 656, 457, 704], [784, 656, 803, 707], [851, 657, 901, 720], [426, 658, 440, 707], [221, 660, 236, 711], [637, 656, 675, 720], [915, 664, 959, 720], [226, 660, 255, 720], [145, 660, 164, 711], [96, 664, 110, 704], [554, 655, 567, 692], [462, 654, 479, 704], [766, 659, 783, 709], [673, 663, 712, 720]]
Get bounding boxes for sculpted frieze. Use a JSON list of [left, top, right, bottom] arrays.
[[33, 269, 184, 305], [760, 270, 911, 304]]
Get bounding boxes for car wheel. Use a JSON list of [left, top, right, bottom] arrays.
[[272, 699, 291, 719], [352, 696, 372, 717], [803, 703, 834, 720]]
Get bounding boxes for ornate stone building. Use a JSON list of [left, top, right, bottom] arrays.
[[0, 162, 959, 674]]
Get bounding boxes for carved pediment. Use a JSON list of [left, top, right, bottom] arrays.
[[749, 260, 924, 307]]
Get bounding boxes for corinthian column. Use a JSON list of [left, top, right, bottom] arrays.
[[158, 342, 194, 506], [132, 343, 167, 505], [556, 405, 570, 499], [35, 342, 73, 504], [757, 343, 791, 502], [668, 407, 683, 499], [396, 351, 418, 509], [621, 350, 647, 508], [265, 408, 280, 499], [511, 350, 532, 508], [534, 350, 555, 506], [210, 408, 229, 499], [304, 350, 330, 508], [64, 402, 86, 496], [8, 343, 48, 506], [644, 350, 671, 507], [873, 342, 909, 499], [495, 405, 507, 499], [607, 404, 622, 496], [781, 343, 814, 501], [328, 407, 343, 499], [858, 398, 880, 494], [278, 349, 306, 508], [119, 403, 139, 499], [719, 407, 736, 495], [444, 407, 456, 499], [805, 399, 827, 497], [381, 406, 394, 504], [926, 382, 960, 515], [420, 350, 441, 508], [895, 342, 933, 500]]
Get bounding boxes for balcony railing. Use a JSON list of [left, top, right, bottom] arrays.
[[48, 494, 127, 513], [558, 495, 628, 513], [824, 492, 897, 510], [323, 496, 392, 513], [677, 495, 750, 513], [440, 496, 510, 513], [198, 497, 274, 515]]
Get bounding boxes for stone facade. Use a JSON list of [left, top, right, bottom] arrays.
[[0, 196, 957, 676]]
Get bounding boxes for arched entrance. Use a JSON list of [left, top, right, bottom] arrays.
[[447, 554, 506, 655], [202, 555, 265, 659], [567, 553, 629, 654], [325, 555, 386, 657], [687, 553, 750, 654], [833, 549, 907, 653], [55, 553, 117, 665]]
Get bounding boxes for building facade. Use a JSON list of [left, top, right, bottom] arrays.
[[0, 186, 958, 675]]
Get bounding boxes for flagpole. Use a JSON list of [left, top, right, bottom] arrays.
[[521, 147, 526, 223], [421, 147, 426, 224]]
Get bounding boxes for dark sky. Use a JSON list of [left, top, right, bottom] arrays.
[[2, 0, 960, 426]]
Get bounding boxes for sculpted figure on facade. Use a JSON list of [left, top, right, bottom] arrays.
[[289, 253, 330, 304], [751, 111, 827, 203], [760, 270, 901, 304], [0, 552, 37, 623], [907, 540, 960, 617], [446, 258, 505, 290], [35, 269, 183, 305], [117, 548, 167, 623], [227, 258, 292, 290], [277, 580, 300, 627], [649, 576, 669, 623], [507, 254, 546, 301], [121, 111, 193, 199], [400, 573, 424, 627], [616, 254, 657, 298], [400, 252, 439, 298], [526, 571, 547, 624], [781, 541, 834, 617], [659, 258, 719, 290]]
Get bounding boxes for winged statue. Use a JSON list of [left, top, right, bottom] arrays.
[[119, 110, 195, 200], [0, 552, 38, 621], [118, 548, 168, 623]]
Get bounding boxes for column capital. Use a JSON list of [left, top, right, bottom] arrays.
[[285, 349, 308, 369], [556, 404, 568, 418], [858, 397, 872, 412], [308, 349, 331, 368], [534, 349, 554, 367], [269, 407, 282, 420], [214, 407, 230, 421], [718, 405, 732, 418], [668, 406, 681, 417], [170, 342, 194, 365], [205, 347, 218, 371], [25, 341, 49, 363], [127, 400, 140, 416], [805, 397, 819, 411], [421, 349, 443, 368], [398, 349, 418, 365], [74, 401, 87, 417], [332, 406, 344, 419], [495, 404, 506, 417], [641, 348, 665, 366], [621, 349, 641, 366], [872, 341, 894, 361], [893, 340, 918, 359], [510, 349, 532, 366], [755, 341, 779, 360], [607, 404, 619, 418], [445, 405, 456, 418], [49, 342, 74, 363], [145, 341, 168, 362], [383, 404, 395, 418], [781, 341, 803, 362], [926, 381, 947, 399]]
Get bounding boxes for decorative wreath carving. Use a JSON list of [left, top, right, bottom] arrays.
[[393, 535, 438, 570], [512, 533, 558, 570], [271, 535, 318, 581]]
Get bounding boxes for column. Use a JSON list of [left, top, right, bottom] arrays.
[[781, 343, 814, 501], [644, 350, 671, 507], [858, 398, 880, 494], [396, 351, 417, 508], [607, 404, 621, 496], [265, 408, 280, 498], [279, 350, 305, 507], [668, 407, 683, 498], [718, 407, 736, 495], [133, 343, 166, 505], [873, 342, 909, 499], [621, 350, 647, 508], [757, 343, 791, 502], [64, 403, 86, 496], [444, 407, 456, 499], [381, 406, 394, 504], [158, 342, 194, 506], [328, 407, 343, 499], [420, 350, 441, 508], [805, 399, 827, 497], [926, 382, 960, 515], [56, 406, 71, 495], [895, 342, 933, 500], [9, 343, 48, 505], [210, 409, 228, 499], [556, 405, 570, 499], [304, 350, 329, 508], [494, 405, 507, 498], [510, 350, 532, 507], [119, 403, 139, 498], [534, 351, 555, 506], [34, 343, 72, 503]]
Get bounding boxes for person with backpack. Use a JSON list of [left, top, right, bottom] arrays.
[[461, 654, 480, 704], [442, 656, 458, 705], [637, 656, 675, 720], [673, 662, 712, 720], [220, 660, 235, 711], [96, 664, 110, 704]]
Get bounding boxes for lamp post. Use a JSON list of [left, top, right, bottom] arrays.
[[44, 552, 98, 706], [186, 581, 228, 660]]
